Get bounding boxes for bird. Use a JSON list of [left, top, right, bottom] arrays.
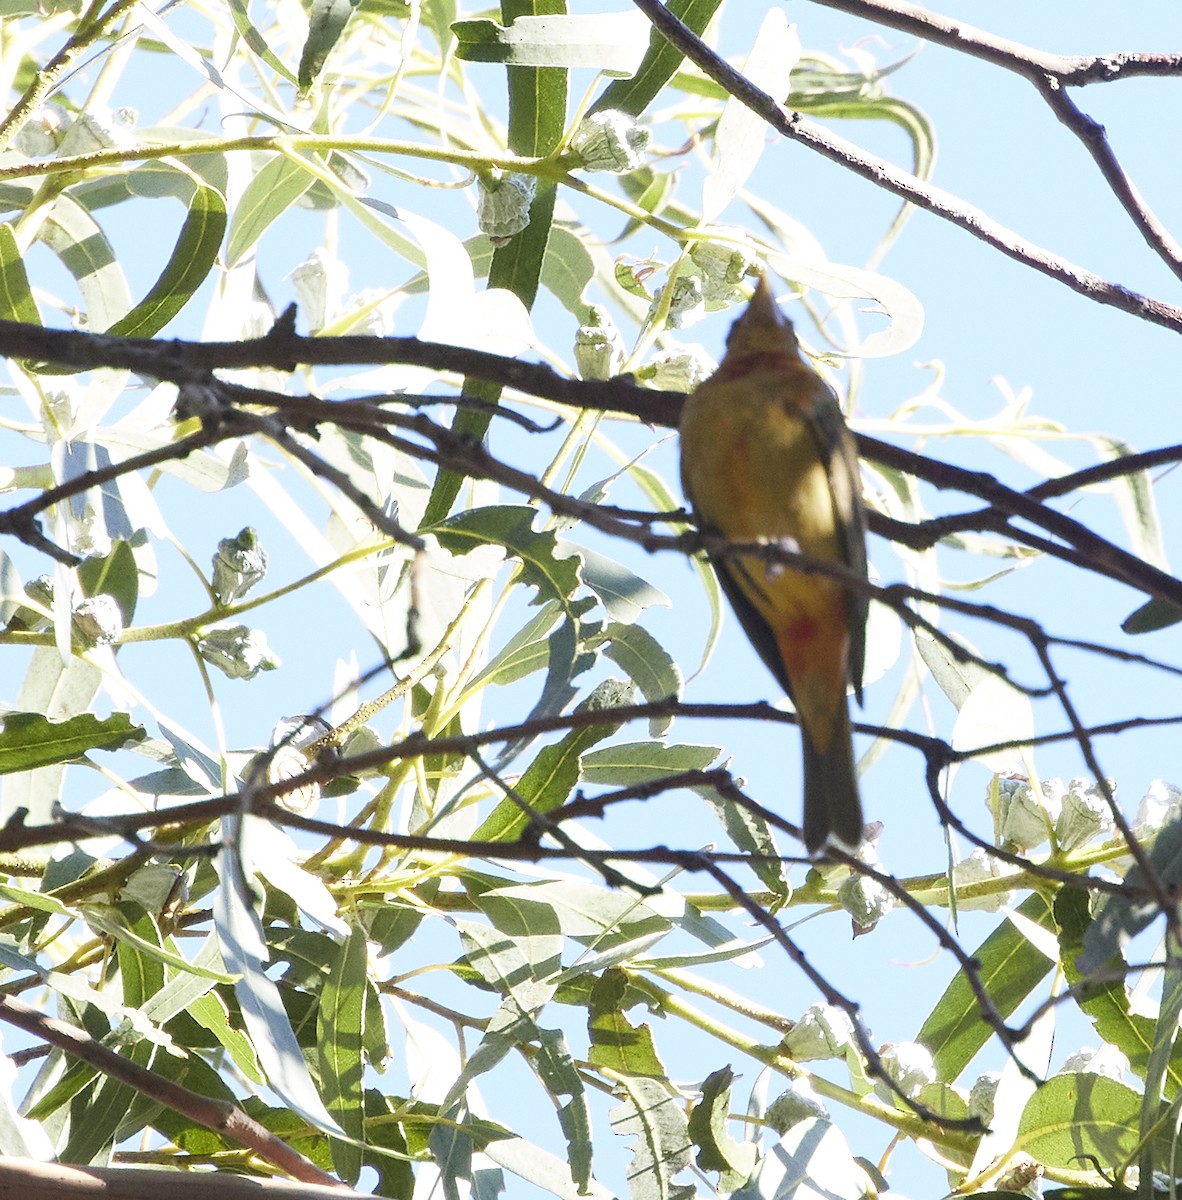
[[678, 272, 869, 853]]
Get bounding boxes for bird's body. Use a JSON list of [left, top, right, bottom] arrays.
[[679, 275, 868, 852]]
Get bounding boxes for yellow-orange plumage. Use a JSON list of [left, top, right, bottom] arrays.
[[679, 274, 868, 852]]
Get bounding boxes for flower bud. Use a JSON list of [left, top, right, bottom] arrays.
[[574, 306, 626, 381], [689, 239, 755, 310], [569, 110, 651, 173], [878, 1041, 935, 1100], [1054, 777, 1115, 851], [952, 847, 1017, 911], [198, 624, 280, 680], [765, 1077, 828, 1132], [477, 172, 537, 243], [212, 527, 268, 606], [968, 1071, 999, 1125], [782, 1004, 855, 1062], [988, 774, 1058, 848], [838, 872, 894, 932], [73, 595, 122, 647], [637, 341, 716, 391], [1133, 779, 1182, 838]]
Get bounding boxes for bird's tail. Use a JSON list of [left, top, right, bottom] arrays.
[[801, 702, 863, 854]]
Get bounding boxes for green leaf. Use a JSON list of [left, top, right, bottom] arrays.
[[0, 223, 40, 323], [1056, 886, 1182, 1093], [1015, 1072, 1140, 1169], [1122, 595, 1182, 634], [299, 0, 361, 93], [470, 601, 563, 691], [453, 11, 649, 72], [542, 223, 596, 317], [106, 174, 227, 337], [580, 549, 670, 625], [589, 0, 722, 118], [471, 678, 630, 843], [226, 155, 315, 267], [433, 505, 581, 609], [39, 194, 132, 332], [214, 827, 344, 1137], [580, 740, 720, 787], [422, 0, 567, 526], [0, 712, 146, 775], [609, 1073, 694, 1200], [78, 540, 138, 625], [590, 968, 665, 1077], [918, 891, 1056, 1082], [227, 0, 298, 82], [688, 1067, 756, 1188], [81, 906, 235, 983], [318, 923, 369, 1185], [600, 622, 681, 737], [1081, 811, 1182, 972]]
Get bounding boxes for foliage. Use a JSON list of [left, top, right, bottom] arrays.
[[0, 1, 1181, 1198]]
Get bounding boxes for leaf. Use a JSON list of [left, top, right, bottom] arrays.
[[702, 10, 800, 221], [299, 0, 360, 93], [580, 740, 720, 787], [434, 506, 603, 725], [78, 539, 138, 625], [470, 601, 563, 690], [950, 672, 1035, 773], [318, 922, 369, 1185], [1015, 1072, 1140, 1169], [542, 223, 596, 317], [105, 170, 227, 337], [589, 968, 666, 1079], [609, 1074, 694, 1200], [0, 712, 146, 775], [471, 678, 629, 843], [422, 0, 566, 526], [214, 822, 344, 1137], [1122, 596, 1182, 634], [80, 907, 235, 983], [226, 155, 315, 266], [589, 0, 722, 118], [687, 1067, 756, 1189], [453, 12, 650, 72], [1081, 810, 1182, 971], [0, 223, 40, 323], [1057, 888, 1176, 1088], [580, 549, 670, 625], [225, 0, 298, 82], [601, 622, 681, 737], [39, 194, 132, 334], [918, 892, 1056, 1082]]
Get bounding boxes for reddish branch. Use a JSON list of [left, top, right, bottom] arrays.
[[0, 993, 351, 1190]]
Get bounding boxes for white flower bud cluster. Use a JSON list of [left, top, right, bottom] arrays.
[[212, 527, 268, 606], [782, 1003, 855, 1062], [569, 110, 651, 173], [477, 173, 538, 243], [198, 624, 280, 680], [574, 306, 626, 381]]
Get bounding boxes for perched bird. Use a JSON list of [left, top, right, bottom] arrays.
[[679, 273, 869, 853]]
